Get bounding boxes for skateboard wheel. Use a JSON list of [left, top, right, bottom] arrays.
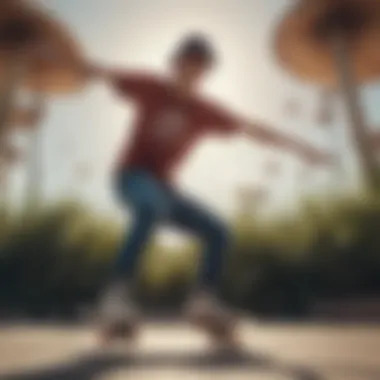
[[99, 320, 139, 345], [190, 313, 238, 345]]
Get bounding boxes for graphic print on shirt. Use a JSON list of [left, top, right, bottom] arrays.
[[152, 108, 189, 148]]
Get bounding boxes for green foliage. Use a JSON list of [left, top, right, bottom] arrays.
[[1, 191, 380, 318]]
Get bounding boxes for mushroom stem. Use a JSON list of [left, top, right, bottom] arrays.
[[331, 32, 379, 191], [24, 92, 45, 213], [320, 89, 346, 188], [0, 162, 9, 214]]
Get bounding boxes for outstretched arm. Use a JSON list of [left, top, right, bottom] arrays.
[[241, 121, 332, 166], [84, 64, 157, 100], [197, 98, 332, 166]]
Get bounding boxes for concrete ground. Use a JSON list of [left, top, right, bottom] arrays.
[[0, 321, 379, 380]]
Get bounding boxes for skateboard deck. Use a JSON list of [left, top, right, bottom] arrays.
[[96, 310, 241, 349]]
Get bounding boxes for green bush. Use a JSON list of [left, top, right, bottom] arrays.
[[1, 191, 380, 318]]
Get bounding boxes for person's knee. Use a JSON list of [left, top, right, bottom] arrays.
[[134, 201, 164, 226], [202, 220, 231, 251], [215, 224, 232, 250]]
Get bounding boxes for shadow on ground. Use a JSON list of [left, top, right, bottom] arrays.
[[0, 349, 322, 380]]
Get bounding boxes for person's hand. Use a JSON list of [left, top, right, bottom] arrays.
[[82, 62, 112, 81], [84, 63, 102, 78]]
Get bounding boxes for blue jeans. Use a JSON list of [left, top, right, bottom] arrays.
[[113, 169, 231, 289]]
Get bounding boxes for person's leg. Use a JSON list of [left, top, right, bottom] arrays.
[[99, 169, 170, 327], [168, 191, 235, 338], [112, 170, 170, 281], [169, 191, 231, 291]]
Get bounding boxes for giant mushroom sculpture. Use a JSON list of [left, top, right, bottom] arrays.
[[0, 0, 86, 138], [0, 0, 88, 209], [274, 0, 380, 191]]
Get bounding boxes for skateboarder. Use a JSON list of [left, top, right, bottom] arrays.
[[85, 33, 331, 342]]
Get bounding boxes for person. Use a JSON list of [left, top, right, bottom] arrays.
[[86, 33, 332, 341]]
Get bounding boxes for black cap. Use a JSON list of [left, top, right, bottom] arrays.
[[173, 33, 217, 66]]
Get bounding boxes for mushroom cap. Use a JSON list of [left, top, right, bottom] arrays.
[[274, 0, 380, 87], [0, 1, 87, 94]]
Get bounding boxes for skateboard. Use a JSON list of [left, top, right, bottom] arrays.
[[97, 312, 241, 349]]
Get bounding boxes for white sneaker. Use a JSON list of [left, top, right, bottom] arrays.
[[184, 291, 235, 326], [98, 280, 139, 325]]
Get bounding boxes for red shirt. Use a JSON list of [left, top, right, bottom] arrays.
[[112, 72, 243, 181]]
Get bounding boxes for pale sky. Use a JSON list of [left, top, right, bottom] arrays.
[[10, 0, 380, 220]]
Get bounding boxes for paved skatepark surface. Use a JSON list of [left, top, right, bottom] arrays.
[[0, 321, 379, 380]]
